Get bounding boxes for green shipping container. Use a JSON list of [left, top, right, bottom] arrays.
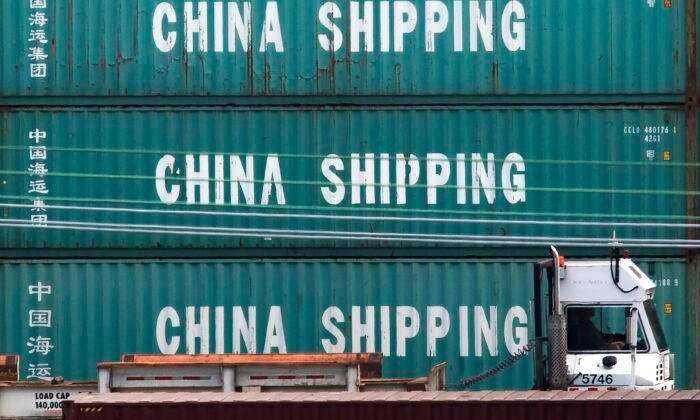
[[0, 106, 689, 250], [0, 258, 690, 389], [0, 0, 688, 99]]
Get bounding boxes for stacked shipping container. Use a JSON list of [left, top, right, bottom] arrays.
[[0, 0, 697, 392]]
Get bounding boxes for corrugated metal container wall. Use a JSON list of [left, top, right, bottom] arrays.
[[1, 0, 686, 98], [0, 258, 688, 389], [0, 107, 687, 249]]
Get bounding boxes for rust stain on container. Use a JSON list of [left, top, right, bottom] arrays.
[[685, 0, 697, 242], [4, 0, 690, 97], [394, 64, 400, 92], [247, 31, 254, 96], [492, 62, 500, 91]]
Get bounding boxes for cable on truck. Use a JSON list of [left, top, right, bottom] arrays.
[[457, 341, 534, 389]]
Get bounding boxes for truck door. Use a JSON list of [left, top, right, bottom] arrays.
[[565, 305, 650, 390]]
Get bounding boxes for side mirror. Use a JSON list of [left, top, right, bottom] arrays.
[[626, 308, 638, 350]]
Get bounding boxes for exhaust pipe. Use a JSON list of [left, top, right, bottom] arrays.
[[548, 246, 568, 390]]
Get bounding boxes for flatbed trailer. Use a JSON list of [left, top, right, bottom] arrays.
[[0, 353, 445, 418], [98, 353, 446, 393], [62, 390, 700, 420]]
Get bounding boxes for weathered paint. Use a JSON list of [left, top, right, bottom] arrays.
[[685, 0, 697, 243], [0, 106, 688, 250], [0, 258, 688, 389], [1, 0, 686, 98]]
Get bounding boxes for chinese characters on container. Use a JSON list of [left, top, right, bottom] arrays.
[[28, 0, 50, 79], [26, 282, 53, 380], [28, 129, 49, 226]]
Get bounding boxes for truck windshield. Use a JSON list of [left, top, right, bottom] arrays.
[[567, 306, 633, 352], [644, 300, 669, 351]]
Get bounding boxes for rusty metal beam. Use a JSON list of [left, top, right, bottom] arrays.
[[685, 0, 698, 389]]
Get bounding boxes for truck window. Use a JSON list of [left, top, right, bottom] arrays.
[[635, 317, 649, 352], [567, 306, 628, 352], [644, 300, 669, 352]]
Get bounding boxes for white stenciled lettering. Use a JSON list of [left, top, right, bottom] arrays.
[[229, 2, 251, 52], [351, 1, 374, 52], [155, 154, 286, 206], [393, 1, 418, 52], [214, 2, 224, 52], [318, 2, 343, 52], [153, 3, 177, 52], [426, 153, 450, 205], [315, 1, 526, 53], [380, 1, 391, 51], [453, 0, 463, 51], [319, 305, 521, 359], [502, 1, 526, 51], [186, 306, 210, 354], [380, 306, 391, 356], [155, 154, 181, 204], [214, 155, 225, 205], [427, 306, 450, 356], [475, 305, 498, 356], [320, 152, 526, 206], [351, 153, 376, 204], [352, 306, 376, 352], [233, 306, 257, 353], [396, 306, 420, 357], [263, 306, 287, 353], [230, 155, 255, 205], [261, 154, 285, 205], [260, 2, 284, 52], [154, 1, 526, 55], [320, 154, 345, 205], [459, 306, 469, 356], [502, 152, 526, 203], [504, 306, 528, 354], [159, 305, 531, 358], [152, 2, 283, 53], [395, 153, 420, 205], [469, 0, 493, 52], [425, 1, 449, 52], [157, 306, 288, 355], [185, 155, 210, 205], [380, 153, 391, 204], [184, 2, 208, 53], [156, 306, 181, 354], [321, 306, 346, 353], [215, 306, 225, 353], [472, 152, 495, 205]]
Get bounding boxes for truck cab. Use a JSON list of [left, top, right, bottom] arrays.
[[561, 259, 674, 390], [534, 248, 674, 391]]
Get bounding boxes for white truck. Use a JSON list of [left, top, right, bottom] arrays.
[[0, 247, 676, 417], [94, 246, 675, 393], [532, 246, 674, 391]]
